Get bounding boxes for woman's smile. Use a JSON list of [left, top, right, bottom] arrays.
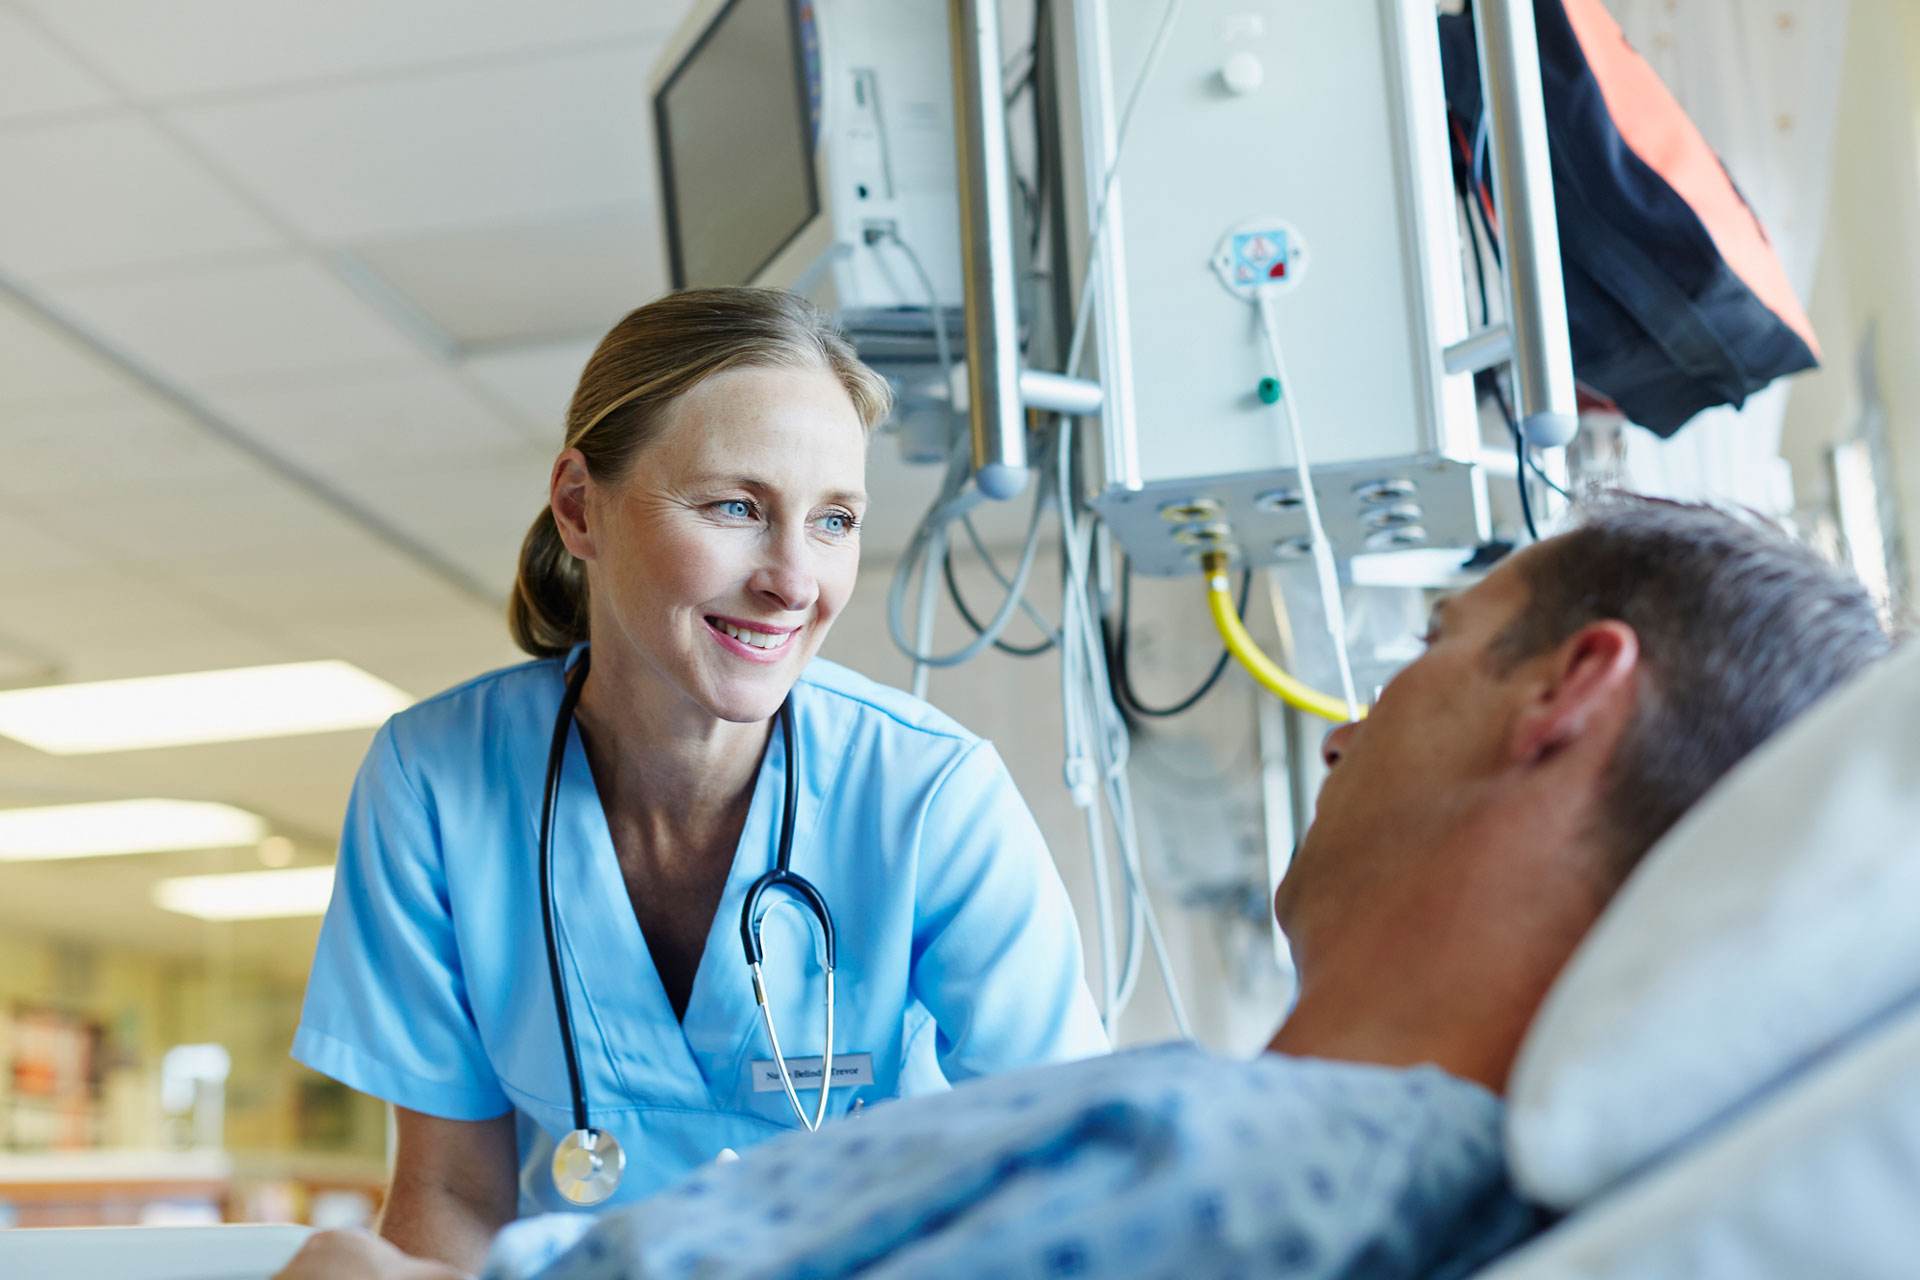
[[705, 614, 800, 662]]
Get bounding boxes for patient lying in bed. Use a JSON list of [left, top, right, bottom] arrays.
[[279, 499, 1888, 1280], [479, 1048, 1528, 1280]]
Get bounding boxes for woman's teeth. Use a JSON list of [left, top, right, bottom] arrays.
[[715, 619, 792, 651]]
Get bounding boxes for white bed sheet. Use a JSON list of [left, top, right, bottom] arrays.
[[0, 1223, 311, 1280]]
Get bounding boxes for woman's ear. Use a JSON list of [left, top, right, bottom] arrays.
[[1509, 620, 1640, 765], [550, 450, 597, 562]]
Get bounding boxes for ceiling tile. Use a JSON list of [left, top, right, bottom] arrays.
[[18, 0, 688, 101], [203, 366, 541, 470], [0, 293, 145, 406], [32, 466, 381, 567], [0, 7, 117, 122], [0, 504, 111, 591], [0, 399, 257, 500], [460, 338, 596, 436], [44, 256, 424, 384], [38, 622, 293, 687], [0, 571, 238, 660], [168, 46, 662, 241], [0, 113, 285, 279], [286, 605, 525, 687], [165, 547, 489, 626], [337, 451, 552, 526], [345, 213, 665, 348]]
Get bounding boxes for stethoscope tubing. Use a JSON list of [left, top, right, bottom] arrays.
[[539, 646, 838, 1201], [540, 652, 595, 1135]]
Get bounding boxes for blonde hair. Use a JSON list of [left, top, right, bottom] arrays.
[[509, 288, 893, 659]]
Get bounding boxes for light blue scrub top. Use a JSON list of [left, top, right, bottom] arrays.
[[294, 653, 1108, 1214]]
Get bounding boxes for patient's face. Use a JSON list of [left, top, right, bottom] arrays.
[[1275, 550, 1536, 947]]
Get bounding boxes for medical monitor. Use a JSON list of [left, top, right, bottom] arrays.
[[651, 0, 965, 343], [654, 0, 820, 289]]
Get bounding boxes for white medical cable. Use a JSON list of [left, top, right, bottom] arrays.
[[912, 524, 947, 699], [886, 441, 1054, 667], [877, 229, 1057, 669], [1253, 288, 1360, 720], [1063, 0, 1187, 381], [1057, 417, 1194, 1040], [961, 513, 1063, 646]]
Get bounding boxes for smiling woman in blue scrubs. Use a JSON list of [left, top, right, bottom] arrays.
[[293, 288, 1107, 1272]]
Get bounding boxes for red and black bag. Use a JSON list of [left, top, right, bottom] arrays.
[[1440, 0, 1819, 436]]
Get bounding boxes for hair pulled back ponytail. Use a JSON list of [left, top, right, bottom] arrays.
[[507, 507, 590, 659], [506, 287, 892, 659]]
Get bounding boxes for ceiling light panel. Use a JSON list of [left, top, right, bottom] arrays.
[[20, 0, 682, 100], [0, 8, 116, 122], [0, 660, 412, 754], [0, 115, 284, 280], [0, 798, 268, 860], [45, 256, 423, 385], [168, 47, 659, 241], [154, 865, 335, 920]]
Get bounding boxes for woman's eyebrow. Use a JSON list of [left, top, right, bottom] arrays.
[[696, 474, 867, 507]]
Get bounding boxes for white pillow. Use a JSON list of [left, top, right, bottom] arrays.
[[1485, 997, 1920, 1279], [1506, 640, 1920, 1210]]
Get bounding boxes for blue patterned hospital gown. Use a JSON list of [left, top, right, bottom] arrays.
[[481, 1044, 1539, 1280]]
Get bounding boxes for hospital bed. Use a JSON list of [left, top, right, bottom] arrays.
[[5, 642, 1918, 1279], [1474, 636, 1920, 1278]]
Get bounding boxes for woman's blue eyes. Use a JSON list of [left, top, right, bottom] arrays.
[[710, 500, 857, 536]]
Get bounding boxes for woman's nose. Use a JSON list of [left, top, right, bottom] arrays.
[[1321, 720, 1360, 769], [751, 532, 819, 614]]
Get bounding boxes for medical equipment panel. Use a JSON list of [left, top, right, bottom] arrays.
[[1074, 0, 1488, 572]]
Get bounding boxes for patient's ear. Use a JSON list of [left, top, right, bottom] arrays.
[[1510, 620, 1639, 765]]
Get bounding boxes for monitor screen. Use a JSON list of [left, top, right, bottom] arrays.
[[655, 0, 820, 289]]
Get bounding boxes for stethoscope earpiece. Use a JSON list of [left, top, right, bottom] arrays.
[[538, 648, 837, 1202]]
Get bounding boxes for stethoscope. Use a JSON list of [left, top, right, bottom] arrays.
[[539, 648, 838, 1206]]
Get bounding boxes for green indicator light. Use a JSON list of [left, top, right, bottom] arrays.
[[1257, 377, 1281, 405]]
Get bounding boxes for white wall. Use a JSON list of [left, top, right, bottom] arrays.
[[1779, 0, 1920, 604]]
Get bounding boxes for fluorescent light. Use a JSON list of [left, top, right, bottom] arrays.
[[0, 660, 412, 754], [0, 799, 269, 862], [155, 866, 336, 921]]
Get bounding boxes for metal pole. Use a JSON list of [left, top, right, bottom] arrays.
[[1442, 322, 1513, 377], [1019, 369, 1105, 417], [1472, 0, 1578, 448], [949, 0, 1029, 498]]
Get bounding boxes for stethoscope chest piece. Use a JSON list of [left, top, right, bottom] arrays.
[[552, 1126, 624, 1206]]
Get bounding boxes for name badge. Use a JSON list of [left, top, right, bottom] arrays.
[[750, 1052, 875, 1093]]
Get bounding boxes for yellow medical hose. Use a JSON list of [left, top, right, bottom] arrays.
[[1200, 551, 1359, 723]]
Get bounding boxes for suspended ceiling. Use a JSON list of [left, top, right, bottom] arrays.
[[0, 0, 945, 975]]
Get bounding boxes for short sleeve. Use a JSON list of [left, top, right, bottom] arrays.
[[292, 722, 511, 1120], [909, 741, 1109, 1078]]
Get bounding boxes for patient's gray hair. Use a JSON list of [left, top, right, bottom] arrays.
[[1489, 495, 1893, 890]]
